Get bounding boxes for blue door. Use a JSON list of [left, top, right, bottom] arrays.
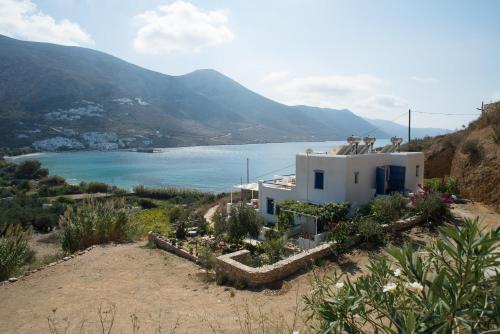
[[389, 166, 406, 193], [376, 167, 386, 195]]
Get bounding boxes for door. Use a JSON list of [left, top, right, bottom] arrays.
[[376, 167, 386, 195]]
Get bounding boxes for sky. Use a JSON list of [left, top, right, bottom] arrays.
[[1, 0, 499, 130]]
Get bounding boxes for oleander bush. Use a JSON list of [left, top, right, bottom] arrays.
[[305, 218, 500, 333], [0, 224, 33, 281], [411, 185, 451, 223], [424, 176, 459, 195], [60, 198, 138, 252], [369, 193, 409, 224], [354, 216, 385, 246]]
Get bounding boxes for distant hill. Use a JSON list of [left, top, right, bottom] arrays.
[[365, 118, 451, 139], [1, 35, 391, 150]]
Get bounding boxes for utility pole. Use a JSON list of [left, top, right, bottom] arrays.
[[246, 158, 249, 184], [408, 109, 411, 151], [476, 101, 484, 116]]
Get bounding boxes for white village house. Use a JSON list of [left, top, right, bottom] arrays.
[[256, 137, 424, 225]]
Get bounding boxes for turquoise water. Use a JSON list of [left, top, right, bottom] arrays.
[[11, 140, 390, 192]]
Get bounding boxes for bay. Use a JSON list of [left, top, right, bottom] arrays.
[[11, 140, 390, 192]]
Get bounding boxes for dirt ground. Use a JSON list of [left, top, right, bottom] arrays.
[[0, 202, 498, 333]]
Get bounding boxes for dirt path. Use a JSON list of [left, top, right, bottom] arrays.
[[451, 202, 500, 231], [204, 204, 219, 226]]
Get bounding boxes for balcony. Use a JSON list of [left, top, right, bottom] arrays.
[[261, 174, 296, 190]]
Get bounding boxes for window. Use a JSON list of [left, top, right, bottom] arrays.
[[416, 165, 420, 177], [354, 171, 359, 184], [266, 198, 275, 215], [314, 170, 324, 189]]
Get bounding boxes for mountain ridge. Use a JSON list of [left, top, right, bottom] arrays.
[[0, 35, 448, 151]]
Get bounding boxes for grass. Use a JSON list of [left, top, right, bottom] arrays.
[[131, 207, 172, 237]]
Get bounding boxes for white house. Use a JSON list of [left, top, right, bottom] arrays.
[[258, 140, 424, 224]]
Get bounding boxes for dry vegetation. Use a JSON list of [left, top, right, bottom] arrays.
[[404, 101, 500, 210]]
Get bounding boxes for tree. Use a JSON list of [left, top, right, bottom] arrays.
[[305, 218, 500, 333], [14, 160, 47, 179], [226, 203, 264, 243], [198, 245, 216, 282]]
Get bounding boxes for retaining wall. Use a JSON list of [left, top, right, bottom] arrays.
[[148, 233, 200, 264], [215, 243, 334, 287]]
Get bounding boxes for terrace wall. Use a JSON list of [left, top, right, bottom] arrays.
[[215, 243, 334, 287]]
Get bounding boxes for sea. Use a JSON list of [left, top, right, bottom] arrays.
[[10, 140, 390, 192]]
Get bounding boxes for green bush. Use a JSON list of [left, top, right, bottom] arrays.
[[131, 207, 171, 236], [424, 177, 459, 195], [412, 191, 450, 223], [258, 237, 285, 265], [133, 185, 216, 204], [0, 224, 33, 280], [305, 218, 500, 333], [277, 200, 350, 231], [137, 198, 157, 209], [355, 217, 385, 246], [39, 175, 66, 187], [82, 182, 109, 193], [14, 160, 48, 180], [226, 203, 264, 243], [370, 193, 408, 224], [59, 198, 137, 252]]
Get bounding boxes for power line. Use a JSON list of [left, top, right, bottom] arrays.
[[412, 111, 480, 116], [361, 111, 409, 136]]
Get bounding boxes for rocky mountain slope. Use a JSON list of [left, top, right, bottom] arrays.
[[0, 35, 384, 150], [0, 35, 448, 151], [408, 101, 500, 210]]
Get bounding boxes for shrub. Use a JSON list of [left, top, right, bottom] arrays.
[[424, 177, 460, 195], [186, 212, 209, 235], [277, 200, 350, 232], [59, 198, 137, 252], [355, 217, 385, 246], [0, 224, 33, 280], [14, 160, 48, 180], [137, 198, 157, 209], [131, 208, 171, 236], [327, 221, 354, 256], [198, 246, 216, 281], [461, 139, 483, 163], [370, 193, 408, 224], [258, 237, 285, 265], [305, 218, 500, 333], [212, 210, 227, 238], [412, 187, 450, 223], [226, 204, 264, 243], [133, 185, 216, 204], [39, 175, 66, 187], [234, 278, 248, 290], [82, 182, 109, 193]]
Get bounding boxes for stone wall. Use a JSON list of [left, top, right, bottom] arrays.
[[148, 233, 200, 264], [215, 243, 334, 287]]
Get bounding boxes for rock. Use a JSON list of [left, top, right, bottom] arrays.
[[31, 269, 38, 274], [78, 251, 85, 255], [63, 256, 71, 261], [8, 277, 18, 282], [70, 255, 75, 258], [48, 262, 56, 267]]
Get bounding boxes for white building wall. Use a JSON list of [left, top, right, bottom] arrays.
[[258, 181, 297, 224], [257, 151, 425, 223], [295, 154, 348, 204]]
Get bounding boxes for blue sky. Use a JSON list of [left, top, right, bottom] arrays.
[[1, 0, 499, 129]]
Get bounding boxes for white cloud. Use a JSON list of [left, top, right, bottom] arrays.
[[266, 73, 408, 117], [410, 76, 437, 83], [133, 0, 234, 54], [0, 0, 93, 46], [262, 70, 290, 83]]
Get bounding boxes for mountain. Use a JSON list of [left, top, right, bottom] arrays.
[[365, 118, 451, 139], [0, 35, 390, 151]]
